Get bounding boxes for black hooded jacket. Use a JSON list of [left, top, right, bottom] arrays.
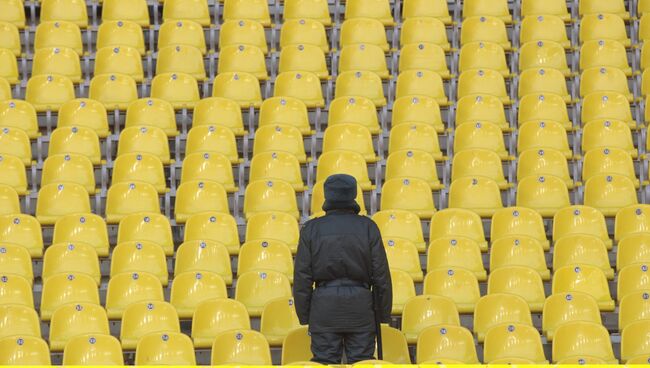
[[293, 175, 392, 332]]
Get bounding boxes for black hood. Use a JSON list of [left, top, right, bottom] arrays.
[[322, 174, 361, 213]]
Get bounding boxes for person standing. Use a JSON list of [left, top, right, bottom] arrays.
[[293, 174, 393, 364]]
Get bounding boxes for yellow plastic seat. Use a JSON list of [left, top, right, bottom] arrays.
[[584, 148, 639, 188], [213, 72, 262, 108], [452, 149, 509, 189], [334, 71, 385, 107], [377, 325, 411, 364], [186, 125, 239, 164], [474, 294, 532, 343], [181, 152, 236, 192], [235, 270, 292, 317], [41, 154, 95, 194], [49, 303, 109, 351], [0, 154, 26, 196], [170, 271, 228, 319], [57, 99, 110, 138], [521, 0, 570, 20], [461, 16, 511, 50], [584, 174, 638, 217], [396, 70, 447, 105], [0, 185, 20, 216], [238, 239, 293, 281], [49, 126, 101, 166], [517, 148, 574, 189], [40, 0, 88, 28], [552, 205, 612, 249], [0, 305, 39, 340], [458, 77, 510, 111], [0, 78, 10, 100], [427, 237, 485, 280], [32, 47, 81, 83], [490, 206, 549, 250], [284, 0, 331, 26], [244, 179, 299, 220], [580, 13, 630, 47], [174, 180, 229, 223], [616, 204, 650, 242], [322, 123, 377, 162], [580, 39, 631, 76], [40, 273, 99, 321], [162, 0, 210, 26], [102, 0, 149, 27], [388, 123, 443, 161], [94, 46, 143, 82], [246, 212, 299, 254], [400, 18, 450, 51], [582, 67, 633, 101], [400, 295, 459, 344], [553, 264, 614, 311], [382, 238, 422, 281], [0, 244, 32, 284], [488, 266, 546, 312], [211, 329, 271, 365], [628, 354, 650, 364], [0, 49, 18, 84], [193, 97, 245, 135], [459, 41, 510, 77], [398, 43, 450, 79], [619, 263, 650, 302], [175, 240, 232, 284], [112, 153, 166, 194], [340, 18, 389, 51], [0, 0, 25, 29], [0, 22, 19, 57], [386, 150, 441, 190], [372, 210, 425, 252], [583, 92, 636, 129], [88, 73, 138, 111], [518, 120, 572, 158], [0, 214, 42, 258], [554, 234, 613, 279], [192, 298, 250, 348], [62, 334, 124, 365], [117, 212, 173, 256], [515, 175, 571, 218], [543, 292, 602, 341], [151, 72, 200, 109], [622, 320, 650, 362], [280, 19, 329, 52], [274, 71, 325, 108], [105, 272, 163, 319], [260, 297, 301, 346], [518, 69, 571, 104], [159, 20, 206, 55], [35, 182, 90, 225], [344, 0, 393, 25], [217, 44, 267, 81], [402, 0, 450, 23], [339, 44, 388, 79], [453, 121, 510, 160], [618, 233, 650, 271], [26, 74, 75, 112], [490, 236, 550, 280], [552, 321, 617, 363], [619, 290, 650, 332], [316, 151, 372, 190], [0, 274, 32, 308], [260, 96, 312, 135], [223, 0, 271, 27], [120, 301, 180, 350], [110, 240, 167, 286], [0, 336, 51, 365], [34, 21, 82, 56], [423, 268, 480, 313], [380, 177, 435, 219], [53, 214, 108, 257], [579, 0, 629, 19], [252, 124, 306, 163], [0, 128, 31, 167], [463, 0, 511, 20], [310, 179, 366, 218], [390, 269, 415, 314], [42, 242, 100, 285], [484, 323, 546, 363], [97, 21, 145, 56], [519, 40, 571, 76], [448, 176, 503, 218], [520, 15, 570, 48], [279, 44, 328, 80], [641, 16, 650, 43], [429, 208, 487, 252], [105, 182, 160, 224], [135, 332, 196, 365], [416, 325, 478, 363], [117, 125, 171, 164], [184, 212, 240, 255], [582, 119, 637, 157], [281, 327, 312, 364]]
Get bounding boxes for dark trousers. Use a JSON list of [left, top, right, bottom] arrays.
[[310, 330, 376, 364]]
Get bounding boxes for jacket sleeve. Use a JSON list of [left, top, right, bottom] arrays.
[[293, 224, 313, 325], [369, 222, 392, 322]]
